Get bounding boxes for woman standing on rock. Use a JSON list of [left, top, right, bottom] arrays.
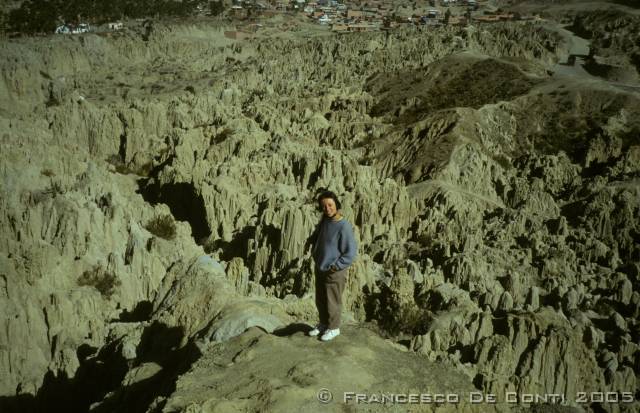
[[308, 190, 357, 341]]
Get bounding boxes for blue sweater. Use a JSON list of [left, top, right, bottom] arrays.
[[312, 216, 357, 272]]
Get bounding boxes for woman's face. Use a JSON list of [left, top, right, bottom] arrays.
[[320, 198, 337, 218]]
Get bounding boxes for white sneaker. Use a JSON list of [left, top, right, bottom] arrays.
[[308, 324, 326, 337], [320, 328, 340, 341]]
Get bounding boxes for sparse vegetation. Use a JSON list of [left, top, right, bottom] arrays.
[[77, 265, 121, 298], [368, 57, 538, 123], [30, 180, 65, 204], [378, 300, 432, 337], [211, 127, 234, 144], [145, 214, 177, 240]]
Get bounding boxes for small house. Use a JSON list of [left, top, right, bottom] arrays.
[[447, 15, 467, 25], [107, 22, 123, 30], [332, 23, 349, 32], [74, 23, 90, 33], [55, 25, 71, 34], [231, 6, 248, 18], [319, 14, 332, 24]]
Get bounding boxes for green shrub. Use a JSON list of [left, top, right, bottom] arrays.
[[145, 214, 177, 240], [78, 266, 121, 298], [378, 301, 432, 337], [395, 302, 432, 336]]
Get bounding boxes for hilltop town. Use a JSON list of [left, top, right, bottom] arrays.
[[2, 0, 537, 38], [227, 0, 532, 32]]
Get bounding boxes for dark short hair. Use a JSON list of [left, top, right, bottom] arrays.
[[317, 190, 342, 211]]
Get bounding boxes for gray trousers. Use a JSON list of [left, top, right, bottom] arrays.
[[315, 267, 348, 329]]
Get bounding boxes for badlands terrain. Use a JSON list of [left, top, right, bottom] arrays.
[[1, 1, 639, 412]]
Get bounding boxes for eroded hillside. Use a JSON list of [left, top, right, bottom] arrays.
[[1, 11, 639, 413]]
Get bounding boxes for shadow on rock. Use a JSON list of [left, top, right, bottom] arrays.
[[91, 321, 202, 413], [0, 339, 128, 413], [138, 180, 211, 243], [118, 300, 154, 322], [272, 323, 314, 337], [0, 322, 202, 413]]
